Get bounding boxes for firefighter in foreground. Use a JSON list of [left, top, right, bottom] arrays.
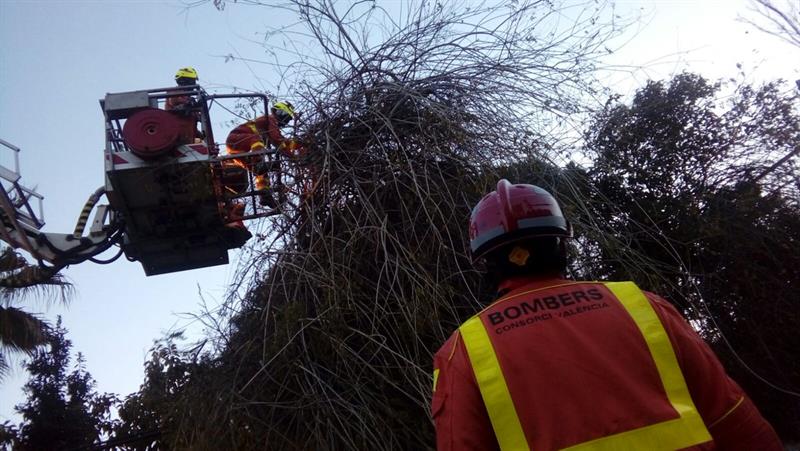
[[225, 101, 296, 208], [431, 180, 782, 450]]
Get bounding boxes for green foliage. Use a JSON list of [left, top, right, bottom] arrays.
[[0, 247, 72, 380], [1, 318, 116, 450], [112, 335, 196, 450], [583, 73, 800, 438]]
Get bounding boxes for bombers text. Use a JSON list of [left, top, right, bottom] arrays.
[[488, 287, 605, 326]]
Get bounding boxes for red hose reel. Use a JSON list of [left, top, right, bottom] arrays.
[[122, 108, 194, 159]]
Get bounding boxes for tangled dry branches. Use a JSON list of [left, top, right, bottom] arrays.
[[166, 2, 630, 449]]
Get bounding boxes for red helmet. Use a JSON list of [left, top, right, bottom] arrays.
[[469, 179, 572, 261]]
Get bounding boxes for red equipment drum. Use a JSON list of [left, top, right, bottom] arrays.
[[122, 108, 193, 160]]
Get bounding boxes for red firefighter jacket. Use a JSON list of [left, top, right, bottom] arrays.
[[432, 276, 782, 451], [164, 89, 202, 140], [165, 93, 191, 111], [225, 114, 286, 154]]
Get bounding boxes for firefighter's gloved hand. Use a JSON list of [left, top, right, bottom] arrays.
[[280, 139, 309, 159]]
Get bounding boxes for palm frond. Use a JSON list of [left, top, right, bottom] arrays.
[[0, 306, 49, 353]]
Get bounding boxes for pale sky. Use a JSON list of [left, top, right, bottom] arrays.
[[1, 0, 798, 423]]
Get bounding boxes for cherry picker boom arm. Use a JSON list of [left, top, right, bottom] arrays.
[[1, 86, 285, 276], [0, 139, 122, 269]]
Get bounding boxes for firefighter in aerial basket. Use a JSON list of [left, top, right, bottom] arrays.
[[225, 101, 296, 208], [164, 67, 204, 141], [431, 179, 781, 450], [165, 67, 200, 111]]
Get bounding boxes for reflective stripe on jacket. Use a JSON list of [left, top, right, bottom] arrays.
[[431, 277, 782, 451]]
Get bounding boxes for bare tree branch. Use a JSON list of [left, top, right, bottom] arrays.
[[742, 0, 800, 48]]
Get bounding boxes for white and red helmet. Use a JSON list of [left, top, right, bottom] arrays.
[[469, 179, 572, 261]]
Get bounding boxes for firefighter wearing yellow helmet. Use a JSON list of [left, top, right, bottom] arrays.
[[272, 101, 295, 127], [166, 67, 201, 113], [174, 67, 199, 86], [225, 101, 297, 207]]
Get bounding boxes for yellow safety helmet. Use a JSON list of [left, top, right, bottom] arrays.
[[272, 101, 295, 126], [175, 67, 199, 85]]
